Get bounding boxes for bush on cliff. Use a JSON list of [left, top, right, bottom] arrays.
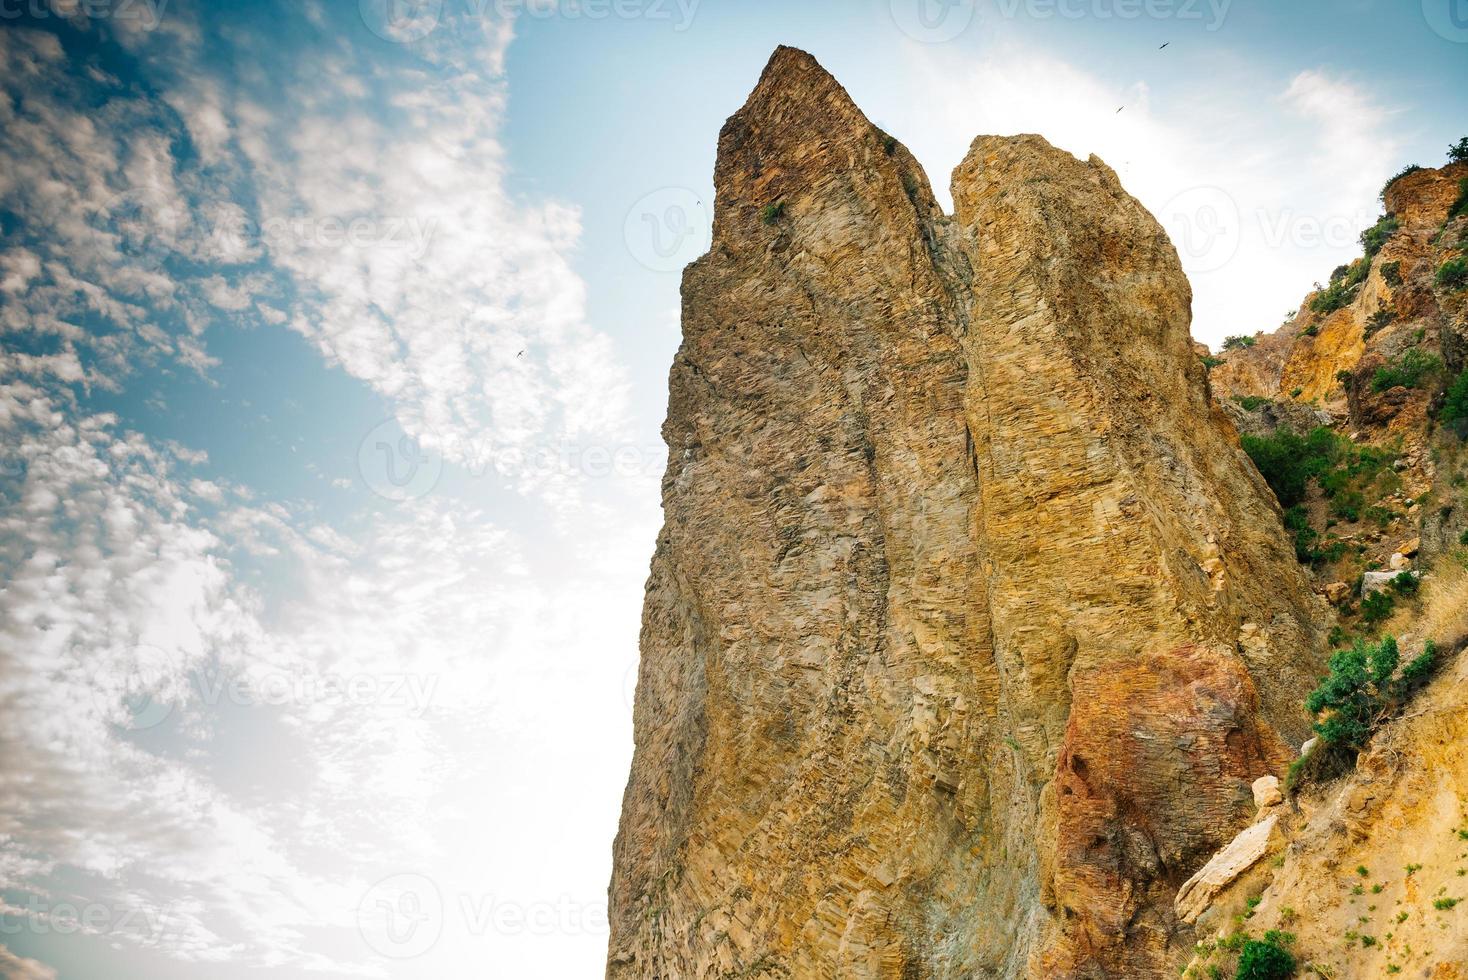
[[1443, 370, 1468, 431], [1234, 938, 1295, 980], [1382, 164, 1424, 203], [1371, 348, 1443, 393], [1360, 214, 1399, 257], [1300, 636, 1437, 780], [1450, 136, 1468, 165], [1438, 258, 1468, 292]]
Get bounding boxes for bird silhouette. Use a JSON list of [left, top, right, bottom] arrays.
[[516, 350, 524, 358], [1116, 106, 1124, 114], [1159, 41, 1170, 49]]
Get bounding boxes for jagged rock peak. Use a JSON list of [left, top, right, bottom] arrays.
[[610, 47, 1325, 980]]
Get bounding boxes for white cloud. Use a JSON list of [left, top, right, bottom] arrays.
[[884, 41, 1403, 348], [0, 945, 58, 980]]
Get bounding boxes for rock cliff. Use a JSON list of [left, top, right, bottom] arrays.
[[608, 47, 1326, 978]]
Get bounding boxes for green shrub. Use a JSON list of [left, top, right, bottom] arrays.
[[1302, 324, 1318, 337], [1283, 505, 1320, 563], [1450, 137, 1468, 165], [1223, 335, 1257, 351], [1438, 258, 1468, 292], [1390, 571, 1420, 596], [1381, 261, 1403, 288], [1242, 426, 1382, 508], [1371, 348, 1443, 393], [760, 202, 785, 225], [1382, 164, 1425, 203], [1360, 590, 1395, 626], [1234, 938, 1295, 979], [1242, 430, 1319, 507], [1311, 262, 1368, 314], [1450, 178, 1468, 222], [881, 133, 897, 155], [1443, 371, 1468, 428], [1290, 387, 1304, 398], [1200, 354, 1224, 371], [1361, 214, 1400, 256], [1234, 395, 1270, 411], [1305, 635, 1436, 770]]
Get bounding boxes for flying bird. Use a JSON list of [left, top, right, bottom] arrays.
[[516, 350, 524, 358], [1159, 41, 1170, 49], [1116, 106, 1124, 114]]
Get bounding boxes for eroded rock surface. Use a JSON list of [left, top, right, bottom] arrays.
[[609, 47, 1323, 979]]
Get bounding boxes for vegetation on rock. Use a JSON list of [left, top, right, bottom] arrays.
[[1371, 348, 1443, 393], [1234, 938, 1295, 980]]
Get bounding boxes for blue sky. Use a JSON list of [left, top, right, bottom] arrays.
[[0, 1, 1463, 978]]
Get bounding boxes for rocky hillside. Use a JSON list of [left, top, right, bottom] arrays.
[[1208, 158, 1468, 603], [1167, 142, 1468, 980], [608, 47, 1331, 979]]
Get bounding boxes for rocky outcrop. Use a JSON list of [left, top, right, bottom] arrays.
[[1207, 159, 1468, 572], [609, 47, 1324, 979]]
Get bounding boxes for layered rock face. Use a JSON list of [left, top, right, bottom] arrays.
[[609, 47, 1323, 978]]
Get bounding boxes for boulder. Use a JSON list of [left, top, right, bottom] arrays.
[[1362, 570, 1399, 595], [1252, 775, 1283, 808], [1175, 815, 1279, 924], [1324, 581, 1351, 604]]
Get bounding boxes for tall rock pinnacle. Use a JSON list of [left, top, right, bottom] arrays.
[[608, 47, 1323, 979]]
